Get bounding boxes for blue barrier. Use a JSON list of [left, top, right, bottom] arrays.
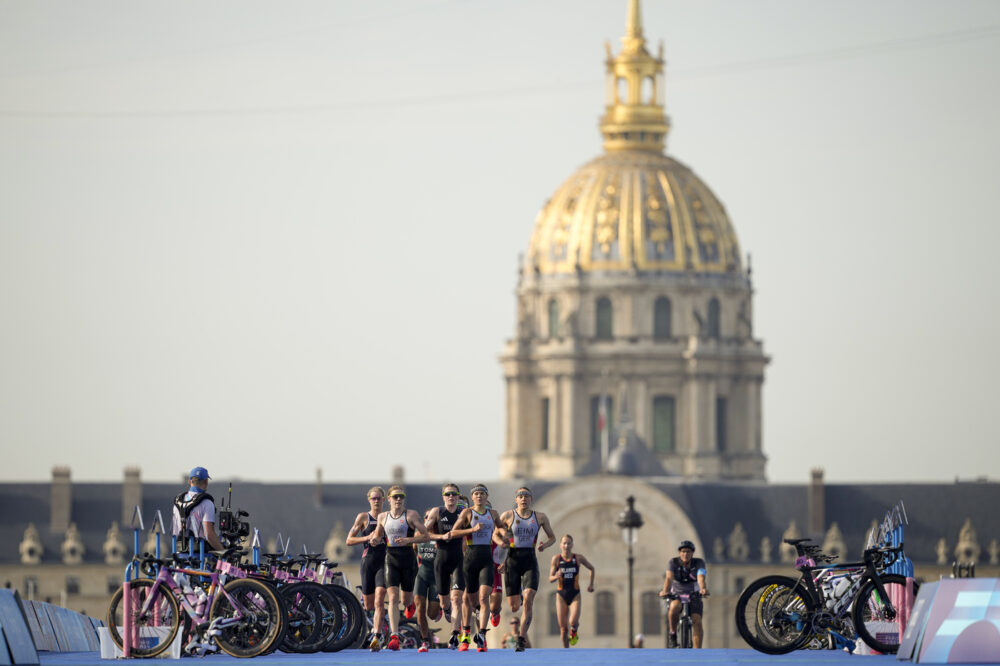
[[0, 589, 39, 665]]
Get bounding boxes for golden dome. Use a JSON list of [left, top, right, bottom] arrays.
[[527, 0, 742, 276]]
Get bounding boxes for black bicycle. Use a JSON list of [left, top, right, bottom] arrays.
[[660, 591, 706, 648], [735, 539, 917, 655]]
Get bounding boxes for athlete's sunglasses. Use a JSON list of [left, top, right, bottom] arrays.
[[390, 494, 406, 500], [443, 492, 459, 497], [368, 496, 384, 502], [516, 492, 532, 498]]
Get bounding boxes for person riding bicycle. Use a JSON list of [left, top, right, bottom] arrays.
[[659, 540, 708, 648], [171, 466, 224, 552]]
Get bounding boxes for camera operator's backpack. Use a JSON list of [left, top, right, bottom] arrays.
[[174, 491, 215, 551]]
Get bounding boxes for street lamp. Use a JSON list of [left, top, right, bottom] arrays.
[[617, 495, 643, 648]]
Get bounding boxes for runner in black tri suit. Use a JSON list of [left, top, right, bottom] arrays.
[[345, 486, 386, 630], [548, 534, 596, 648], [413, 509, 441, 653], [449, 484, 506, 652], [424, 483, 466, 648], [368, 484, 430, 652], [496, 486, 555, 652]]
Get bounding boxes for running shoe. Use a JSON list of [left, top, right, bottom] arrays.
[[405, 603, 416, 619], [369, 634, 382, 652], [457, 634, 471, 652], [444, 605, 452, 623], [569, 628, 579, 646], [387, 634, 401, 651], [667, 632, 677, 648], [515, 636, 526, 652], [490, 610, 500, 627], [448, 631, 460, 649], [474, 631, 487, 652], [418, 641, 430, 653]]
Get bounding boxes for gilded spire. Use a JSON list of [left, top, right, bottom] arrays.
[[600, 0, 670, 153], [623, 0, 646, 54]]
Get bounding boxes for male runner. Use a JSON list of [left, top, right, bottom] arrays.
[[497, 486, 555, 651]]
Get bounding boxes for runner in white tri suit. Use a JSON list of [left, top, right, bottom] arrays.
[[496, 486, 555, 651]]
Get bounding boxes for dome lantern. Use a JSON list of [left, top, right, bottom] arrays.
[[600, 0, 670, 153]]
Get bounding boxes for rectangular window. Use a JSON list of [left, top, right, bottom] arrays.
[[652, 396, 675, 453], [65, 576, 80, 596], [641, 591, 662, 635], [590, 396, 613, 451], [595, 591, 616, 635], [23, 576, 38, 600], [541, 398, 550, 451], [716, 396, 727, 452]]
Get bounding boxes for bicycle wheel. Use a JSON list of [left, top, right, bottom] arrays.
[[735, 575, 813, 654], [210, 577, 284, 658], [280, 582, 328, 653], [852, 574, 919, 654], [106, 579, 181, 658], [323, 584, 364, 652], [679, 619, 692, 648]]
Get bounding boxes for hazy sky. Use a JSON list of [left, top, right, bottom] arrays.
[[2, 1, 998, 484]]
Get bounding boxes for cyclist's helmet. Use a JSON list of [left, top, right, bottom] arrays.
[[678, 540, 696, 552]]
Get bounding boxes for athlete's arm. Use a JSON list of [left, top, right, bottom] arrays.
[[659, 567, 674, 597], [491, 509, 507, 541], [398, 510, 430, 545], [698, 570, 708, 596], [536, 512, 556, 552], [369, 512, 387, 545], [448, 508, 480, 538], [548, 554, 560, 583], [424, 507, 444, 541], [345, 512, 369, 546], [577, 553, 596, 592]]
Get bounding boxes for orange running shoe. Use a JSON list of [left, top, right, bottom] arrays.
[[490, 611, 500, 627], [405, 603, 416, 619], [418, 641, 430, 653], [387, 634, 400, 651]]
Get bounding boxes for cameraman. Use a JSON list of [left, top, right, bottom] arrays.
[[171, 466, 224, 551]]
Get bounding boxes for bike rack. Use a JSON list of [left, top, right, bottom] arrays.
[[251, 528, 261, 567], [122, 504, 145, 659]]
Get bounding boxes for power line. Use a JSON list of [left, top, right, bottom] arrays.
[[0, 23, 996, 120]]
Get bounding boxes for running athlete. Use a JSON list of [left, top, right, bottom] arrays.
[[659, 540, 708, 648], [368, 485, 430, 651], [548, 534, 596, 648], [497, 486, 555, 652], [449, 484, 506, 652], [413, 510, 441, 653], [344, 486, 386, 632], [424, 483, 466, 649]]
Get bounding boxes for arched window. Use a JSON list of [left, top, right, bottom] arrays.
[[548, 299, 560, 338], [596, 297, 613, 340], [596, 591, 616, 635], [642, 76, 655, 104], [641, 591, 663, 636], [707, 298, 720, 338], [548, 592, 560, 635], [654, 297, 671, 339]]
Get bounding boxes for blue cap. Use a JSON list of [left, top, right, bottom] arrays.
[[189, 467, 211, 481]]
